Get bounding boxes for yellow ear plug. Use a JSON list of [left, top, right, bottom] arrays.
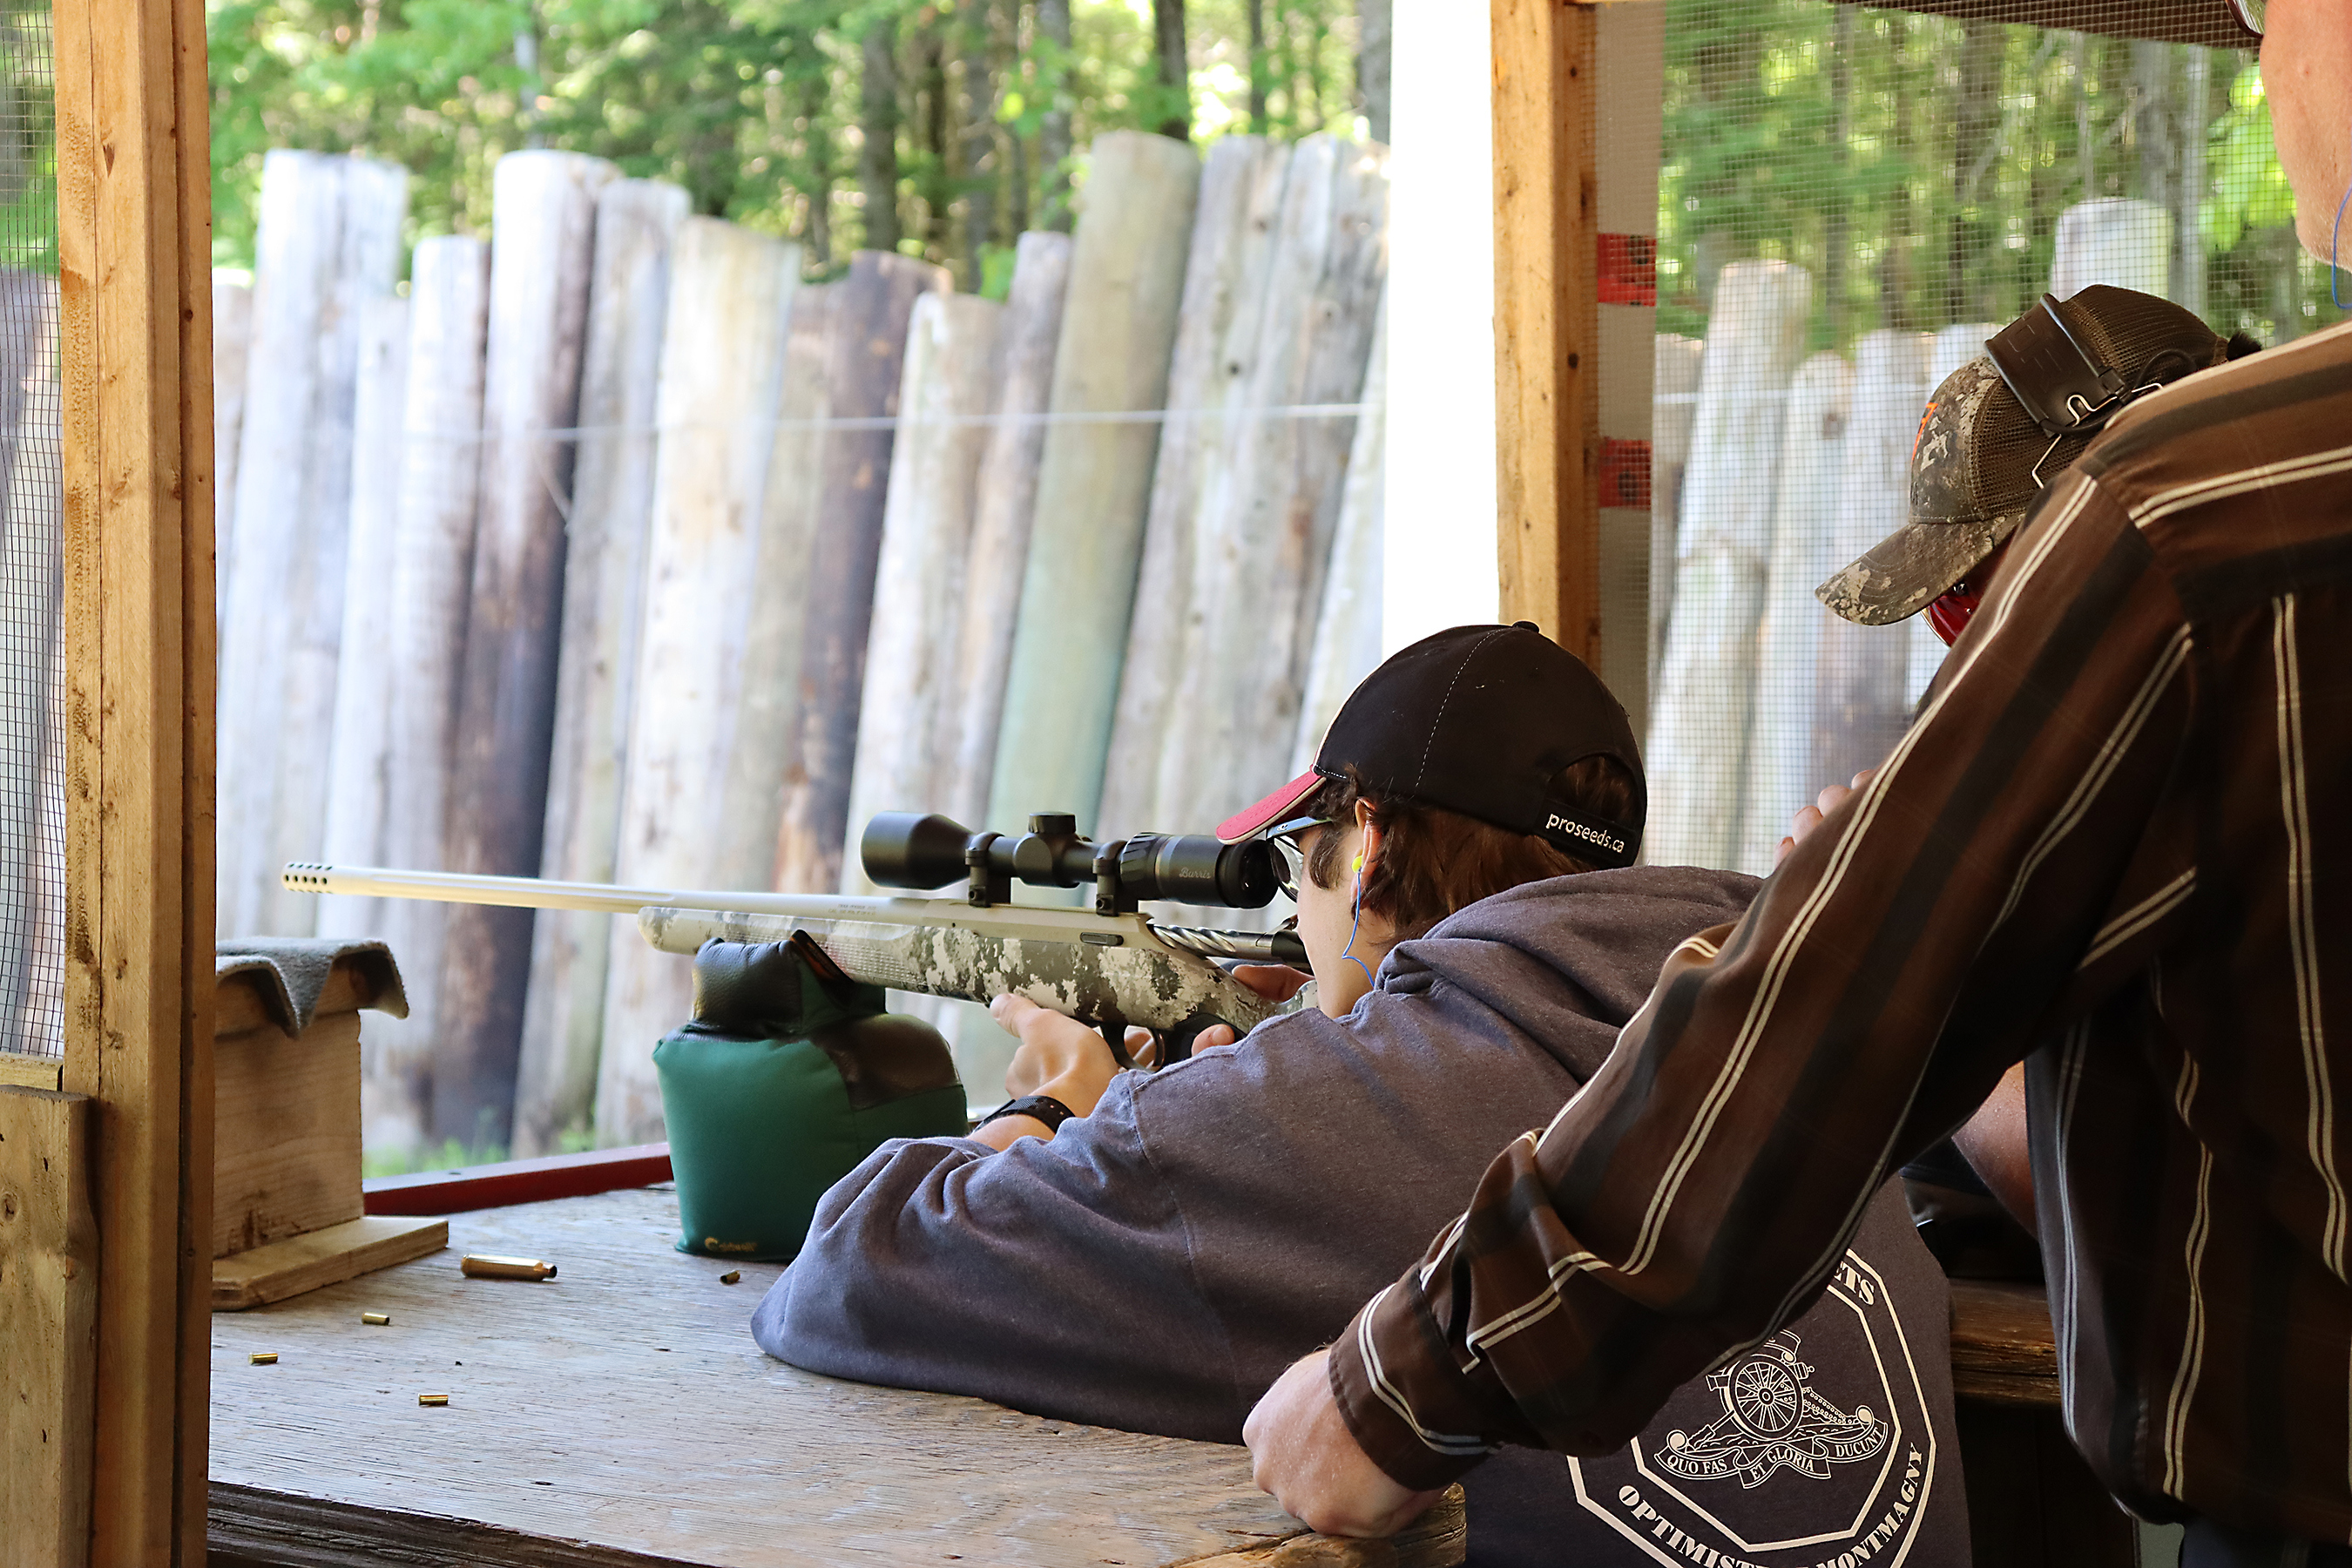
[[1352, 855, 1362, 872]]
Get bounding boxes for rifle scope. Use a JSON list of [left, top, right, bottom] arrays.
[[862, 812, 1279, 914]]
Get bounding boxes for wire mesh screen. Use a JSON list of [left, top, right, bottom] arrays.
[[0, 0, 63, 1059], [1638, 0, 2331, 878]]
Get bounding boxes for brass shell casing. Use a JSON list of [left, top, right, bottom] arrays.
[[461, 1254, 557, 1281]]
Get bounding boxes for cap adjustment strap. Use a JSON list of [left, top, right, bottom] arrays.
[[1535, 800, 1639, 869]]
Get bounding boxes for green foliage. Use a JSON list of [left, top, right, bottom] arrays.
[[1656, 0, 2338, 351], [206, 0, 1370, 274], [2203, 65, 2295, 252]]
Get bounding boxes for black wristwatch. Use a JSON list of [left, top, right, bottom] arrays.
[[975, 1094, 1077, 1134]]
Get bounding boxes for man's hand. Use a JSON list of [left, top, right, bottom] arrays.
[[1243, 1350, 1445, 1539], [1774, 768, 1880, 868], [975, 996, 1143, 1149]]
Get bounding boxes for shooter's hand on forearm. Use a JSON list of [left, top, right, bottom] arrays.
[[1244, 1351, 1446, 1538]]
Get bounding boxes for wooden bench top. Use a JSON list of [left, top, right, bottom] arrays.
[[206, 1184, 1462, 1568], [1950, 1277, 2060, 1408]]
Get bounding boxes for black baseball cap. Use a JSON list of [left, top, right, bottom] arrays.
[[1215, 623, 1646, 868]]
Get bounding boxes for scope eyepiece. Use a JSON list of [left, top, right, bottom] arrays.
[[1117, 834, 1277, 909], [859, 811, 1276, 910]]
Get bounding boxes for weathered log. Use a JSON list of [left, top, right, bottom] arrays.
[[1734, 350, 1851, 876], [2050, 197, 2171, 300], [593, 220, 801, 1146], [1289, 284, 1388, 777], [0, 270, 60, 1052], [436, 149, 618, 1149], [1639, 260, 1810, 870], [366, 235, 490, 1156], [316, 296, 411, 940], [1095, 135, 1288, 841], [511, 179, 689, 1157], [713, 284, 835, 890], [841, 292, 1005, 892], [1905, 324, 2001, 712], [1810, 329, 1930, 797], [1646, 332, 1703, 720], [985, 131, 1201, 836], [1148, 137, 1389, 837], [936, 232, 1073, 830], [771, 251, 948, 893], [216, 152, 408, 939], [212, 271, 253, 629]]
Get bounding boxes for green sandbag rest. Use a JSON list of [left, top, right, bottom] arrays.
[[654, 939, 969, 1261]]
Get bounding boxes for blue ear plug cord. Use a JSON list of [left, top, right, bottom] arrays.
[[1342, 858, 1376, 993], [2334, 107, 2350, 309]]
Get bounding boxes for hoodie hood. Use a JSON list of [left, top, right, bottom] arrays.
[[1375, 864, 1761, 1082]]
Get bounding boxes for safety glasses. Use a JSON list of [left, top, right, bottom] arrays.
[[1261, 815, 1335, 902], [2226, 0, 2264, 37]]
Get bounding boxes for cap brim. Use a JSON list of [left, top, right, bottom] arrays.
[[1217, 770, 1326, 843], [1815, 512, 2024, 627]]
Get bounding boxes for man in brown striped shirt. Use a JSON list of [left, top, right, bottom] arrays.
[[1242, 3, 2352, 1559]]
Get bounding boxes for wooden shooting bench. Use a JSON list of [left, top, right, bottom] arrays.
[[1949, 1279, 2143, 1567], [203, 1180, 1468, 1568]]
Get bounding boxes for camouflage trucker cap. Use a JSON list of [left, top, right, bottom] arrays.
[[1815, 286, 2243, 627]]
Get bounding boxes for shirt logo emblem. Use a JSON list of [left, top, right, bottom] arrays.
[[1653, 1331, 1890, 1489]]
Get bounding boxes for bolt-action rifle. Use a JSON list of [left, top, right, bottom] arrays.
[[285, 812, 1309, 1064]]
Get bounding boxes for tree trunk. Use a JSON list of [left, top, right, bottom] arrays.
[[510, 179, 687, 1158], [959, 3, 999, 293], [368, 235, 489, 1158], [1146, 137, 1388, 846], [913, 16, 950, 257], [772, 253, 950, 894], [1949, 23, 2003, 324], [2132, 39, 2179, 298], [1646, 259, 1812, 871], [315, 296, 411, 942], [802, 78, 833, 272], [217, 152, 407, 940], [1355, 0, 1389, 144], [1093, 134, 1287, 843], [434, 149, 617, 1151], [861, 17, 902, 254], [1152, 0, 1190, 141], [2177, 47, 2208, 314], [594, 220, 801, 1145], [940, 231, 1073, 829], [1810, 329, 1927, 801], [1037, 0, 1074, 231], [1825, 5, 1850, 344], [1249, 0, 1271, 133], [1736, 351, 1849, 877], [987, 131, 1200, 836], [841, 293, 1004, 891]]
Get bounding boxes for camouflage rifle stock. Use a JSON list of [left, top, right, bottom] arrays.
[[281, 861, 1307, 1059]]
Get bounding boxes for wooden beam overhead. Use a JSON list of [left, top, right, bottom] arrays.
[[53, 0, 217, 1551], [1490, 0, 1599, 660]]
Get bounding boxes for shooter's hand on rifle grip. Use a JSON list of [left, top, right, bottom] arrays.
[[1773, 768, 1880, 869]]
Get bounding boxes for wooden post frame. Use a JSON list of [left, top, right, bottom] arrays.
[[1490, 0, 1599, 660], [52, 0, 217, 1552]]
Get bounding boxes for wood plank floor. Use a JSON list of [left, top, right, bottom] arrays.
[[207, 1185, 1323, 1567]]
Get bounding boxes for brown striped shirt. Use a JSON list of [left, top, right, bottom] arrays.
[[1328, 320, 2352, 1540]]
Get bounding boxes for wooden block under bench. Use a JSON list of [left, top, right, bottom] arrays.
[[212, 946, 437, 1310], [211, 1214, 449, 1312]]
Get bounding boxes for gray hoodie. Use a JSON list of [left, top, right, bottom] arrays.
[[755, 867, 1967, 1567]]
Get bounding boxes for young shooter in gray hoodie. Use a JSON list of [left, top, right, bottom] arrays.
[[755, 625, 1968, 1568]]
